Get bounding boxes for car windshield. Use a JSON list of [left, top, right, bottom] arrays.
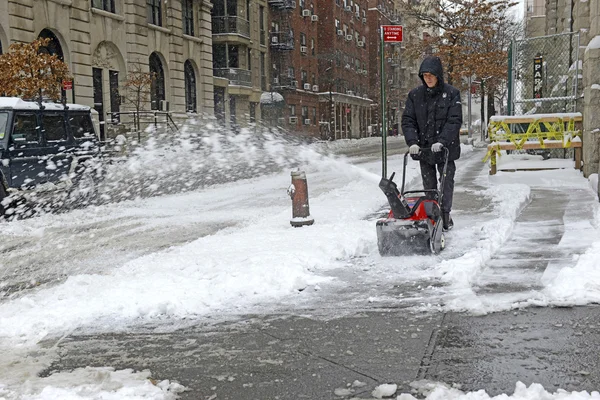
[[0, 112, 7, 140]]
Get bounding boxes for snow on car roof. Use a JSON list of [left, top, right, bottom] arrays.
[[0, 97, 91, 111]]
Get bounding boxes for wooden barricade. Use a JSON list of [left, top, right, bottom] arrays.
[[484, 113, 583, 175]]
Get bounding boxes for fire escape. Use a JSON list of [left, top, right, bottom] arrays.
[[268, 0, 296, 91]]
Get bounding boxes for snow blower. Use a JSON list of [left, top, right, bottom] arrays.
[[376, 148, 449, 256]]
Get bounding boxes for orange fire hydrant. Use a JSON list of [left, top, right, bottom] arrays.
[[287, 170, 314, 227]]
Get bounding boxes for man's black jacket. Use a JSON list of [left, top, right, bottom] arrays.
[[401, 56, 463, 162]]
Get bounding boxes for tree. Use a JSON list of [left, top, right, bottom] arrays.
[[0, 38, 72, 101], [121, 62, 154, 136], [400, 0, 522, 121]]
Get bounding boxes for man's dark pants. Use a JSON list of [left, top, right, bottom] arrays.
[[419, 159, 456, 213]]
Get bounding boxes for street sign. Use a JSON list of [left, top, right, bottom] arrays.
[[63, 80, 73, 90], [533, 55, 543, 99], [382, 25, 403, 43]]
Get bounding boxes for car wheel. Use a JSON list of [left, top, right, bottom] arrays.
[[0, 183, 7, 218]]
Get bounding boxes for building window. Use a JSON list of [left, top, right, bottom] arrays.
[[92, 0, 115, 12], [290, 104, 296, 116], [301, 70, 307, 85], [147, 0, 162, 26], [259, 5, 266, 45], [300, 33, 306, 46], [184, 60, 197, 113], [311, 38, 315, 55], [302, 106, 308, 124], [149, 52, 165, 110], [183, 0, 194, 35], [299, 0, 305, 14]]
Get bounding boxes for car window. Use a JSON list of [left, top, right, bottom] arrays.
[[42, 113, 68, 142], [69, 113, 95, 139], [0, 112, 8, 140], [12, 113, 39, 143]]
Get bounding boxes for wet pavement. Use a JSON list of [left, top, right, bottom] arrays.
[[37, 146, 600, 399]]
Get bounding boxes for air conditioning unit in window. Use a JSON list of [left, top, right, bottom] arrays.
[[159, 100, 169, 111], [344, 64, 350, 69], [300, 46, 307, 53], [344, 5, 351, 11], [362, 17, 366, 23], [271, 36, 279, 43], [302, 9, 311, 16], [347, 90, 354, 96], [357, 41, 364, 47], [346, 34, 353, 41], [311, 14, 318, 21], [290, 80, 298, 87], [312, 85, 319, 91], [387, 58, 392, 62], [337, 29, 344, 36], [303, 83, 311, 90], [304, 119, 311, 125], [289, 116, 298, 124], [355, 11, 360, 18], [273, 77, 279, 84]]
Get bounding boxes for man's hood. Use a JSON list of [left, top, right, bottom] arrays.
[[418, 56, 444, 87]]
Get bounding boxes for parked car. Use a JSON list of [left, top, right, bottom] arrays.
[[0, 97, 102, 217]]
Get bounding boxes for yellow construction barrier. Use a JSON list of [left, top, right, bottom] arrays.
[[483, 113, 583, 175]]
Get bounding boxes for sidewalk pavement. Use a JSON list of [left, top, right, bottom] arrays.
[[45, 147, 600, 400]]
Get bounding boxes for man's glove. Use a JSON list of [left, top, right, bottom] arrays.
[[431, 142, 444, 152], [409, 144, 420, 155]]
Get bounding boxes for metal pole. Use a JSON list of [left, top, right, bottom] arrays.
[[468, 76, 472, 139], [507, 41, 513, 115], [380, 28, 387, 178]]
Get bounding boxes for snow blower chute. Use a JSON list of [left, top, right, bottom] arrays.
[[376, 148, 448, 256]]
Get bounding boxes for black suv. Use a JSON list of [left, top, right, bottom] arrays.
[[0, 97, 101, 217]]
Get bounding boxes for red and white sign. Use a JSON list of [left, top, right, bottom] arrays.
[[382, 25, 403, 42], [62, 80, 73, 90]]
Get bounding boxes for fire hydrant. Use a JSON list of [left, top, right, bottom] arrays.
[[287, 170, 314, 227]]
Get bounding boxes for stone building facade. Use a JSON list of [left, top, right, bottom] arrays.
[[541, 0, 599, 177], [211, 0, 268, 131], [0, 0, 214, 139]]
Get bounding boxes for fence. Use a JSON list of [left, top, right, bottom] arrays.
[[509, 32, 580, 115]]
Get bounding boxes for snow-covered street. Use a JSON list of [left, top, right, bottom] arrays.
[[2, 132, 600, 399]]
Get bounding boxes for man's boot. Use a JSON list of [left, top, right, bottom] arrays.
[[442, 212, 453, 231]]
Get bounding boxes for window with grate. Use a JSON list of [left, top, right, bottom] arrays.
[[149, 52, 165, 110], [147, 0, 162, 26], [183, 0, 194, 35], [184, 60, 197, 113]]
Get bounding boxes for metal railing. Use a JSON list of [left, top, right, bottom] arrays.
[[211, 16, 250, 38], [270, 32, 294, 50], [105, 111, 179, 140], [213, 68, 253, 87]]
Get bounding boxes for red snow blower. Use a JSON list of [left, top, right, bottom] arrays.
[[376, 147, 449, 256]]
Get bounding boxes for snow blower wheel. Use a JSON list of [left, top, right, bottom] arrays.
[[376, 147, 450, 256]]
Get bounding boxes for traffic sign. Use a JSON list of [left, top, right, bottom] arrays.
[[382, 25, 403, 42], [63, 80, 73, 90]]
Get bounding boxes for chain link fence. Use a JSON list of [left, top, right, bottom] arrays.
[[510, 32, 580, 115]]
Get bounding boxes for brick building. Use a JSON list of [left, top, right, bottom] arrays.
[[268, 0, 321, 136], [0, 0, 214, 139], [315, 0, 372, 139], [367, 0, 401, 136]]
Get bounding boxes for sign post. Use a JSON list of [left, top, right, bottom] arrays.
[[380, 25, 403, 178]]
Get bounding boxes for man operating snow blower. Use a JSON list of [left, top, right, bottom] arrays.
[[401, 55, 463, 231]]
